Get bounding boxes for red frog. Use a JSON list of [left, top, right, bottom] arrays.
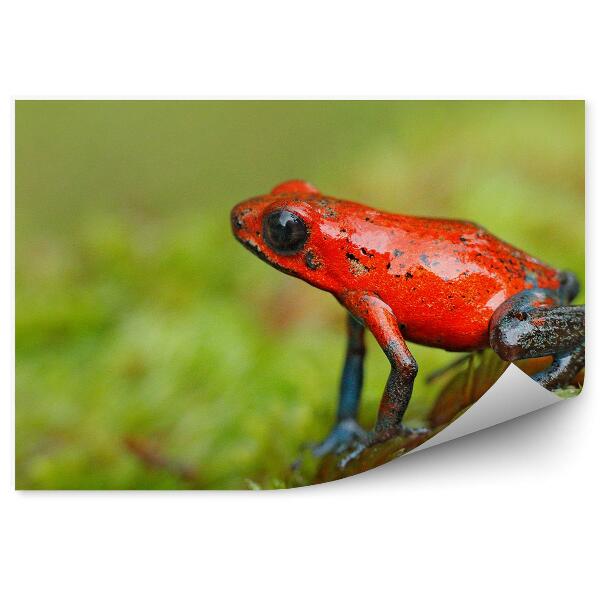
[[231, 180, 585, 457]]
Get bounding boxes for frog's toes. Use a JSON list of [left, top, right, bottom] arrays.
[[338, 442, 368, 469], [372, 424, 430, 445], [399, 424, 430, 436], [312, 418, 368, 457]]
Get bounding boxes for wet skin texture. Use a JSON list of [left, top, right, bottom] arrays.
[[231, 180, 585, 458]]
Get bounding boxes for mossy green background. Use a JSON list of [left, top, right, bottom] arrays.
[[16, 101, 585, 489]]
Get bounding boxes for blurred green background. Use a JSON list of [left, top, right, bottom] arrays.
[[16, 101, 584, 489]]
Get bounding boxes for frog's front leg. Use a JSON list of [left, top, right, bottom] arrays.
[[312, 313, 368, 456], [343, 291, 428, 447]]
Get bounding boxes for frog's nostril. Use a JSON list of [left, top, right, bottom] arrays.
[[230, 206, 247, 232], [231, 205, 257, 233]]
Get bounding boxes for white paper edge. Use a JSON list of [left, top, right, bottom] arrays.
[[411, 364, 562, 453]]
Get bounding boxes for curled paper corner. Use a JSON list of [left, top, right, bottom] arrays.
[[412, 364, 563, 454], [311, 354, 583, 485]]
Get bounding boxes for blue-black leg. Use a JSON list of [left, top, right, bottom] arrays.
[[312, 314, 368, 456], [337, 313, 365, 421]]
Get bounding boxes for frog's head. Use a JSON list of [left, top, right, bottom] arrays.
[[231, 180, 360, 292]]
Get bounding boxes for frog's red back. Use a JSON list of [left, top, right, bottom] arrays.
[[320, 201, 561, 351]]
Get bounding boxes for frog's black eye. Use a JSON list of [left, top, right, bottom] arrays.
[[263, 210, 308, 255]]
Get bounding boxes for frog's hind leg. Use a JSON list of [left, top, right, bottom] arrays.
[[312, 313, 369, 456], [489, 285, 584, 390]]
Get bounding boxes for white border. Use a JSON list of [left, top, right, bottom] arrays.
[[2, 2, 598, 599]]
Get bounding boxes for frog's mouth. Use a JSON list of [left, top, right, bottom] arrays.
[[239, 237, 271, 263], [237, 236, 298, 278]]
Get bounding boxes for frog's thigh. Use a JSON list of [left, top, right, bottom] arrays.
[[489, 288, 585, 390]]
